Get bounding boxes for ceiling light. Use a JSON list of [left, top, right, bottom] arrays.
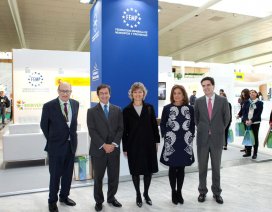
[[80, 0, 95, 4], [159, 0, 272, 18]]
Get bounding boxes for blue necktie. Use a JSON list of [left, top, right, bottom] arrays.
[[104, 105, 108, 119]]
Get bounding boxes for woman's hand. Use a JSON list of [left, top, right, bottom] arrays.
[[123, 152, 128, 157], [245, 120, 252, 126]]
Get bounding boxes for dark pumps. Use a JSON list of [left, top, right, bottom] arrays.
[[143, 193, 152, 205], [136, 195, 143, 207]]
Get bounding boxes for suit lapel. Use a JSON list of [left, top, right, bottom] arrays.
[[108, 104, 114, 121], [96, 103, 108, 124], [54, 98, 67, 123], [211, 95, 219, 120], [201, 97, 210, 120], [70, 99, 76, 123], [128, 102, 142, 118]]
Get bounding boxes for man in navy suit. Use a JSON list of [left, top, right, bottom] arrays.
[[41, 82, 79, 212]]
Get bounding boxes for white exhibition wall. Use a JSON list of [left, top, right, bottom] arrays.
[[0, 62, 12, 95], [158, 58, 238, 118], [12, 49, 90, 128]]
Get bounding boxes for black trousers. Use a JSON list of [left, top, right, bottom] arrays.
[[0, 106, 6, 124], [224, 123, 231, 147], [245, 123, 260, 155], [48, 142, 75, 203]]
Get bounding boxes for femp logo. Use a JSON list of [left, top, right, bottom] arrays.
[[122, 8, 141, 29], [28, 72, 43, 87], [115, 7, 148, 37]]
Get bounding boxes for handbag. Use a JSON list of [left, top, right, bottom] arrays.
[[235, 121, 245, 136], [242, 126, 255, 146], [227, 129, 234, 143], [264, 127, 272, 148]]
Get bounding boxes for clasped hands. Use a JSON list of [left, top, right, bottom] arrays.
[[245, 120, 252, 126], [103, 144, 115, 153]]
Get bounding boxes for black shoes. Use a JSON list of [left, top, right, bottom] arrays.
[[48, 202, 58, 212], [136, 195, 143, 207], [143, 193, 152, 205], [243, 152, 251, 157], [95, 203, 103, 211], [213, 195, 224, 204], [172, 190, 178, 205], [108, 198, 122, 207], [252, 154, 257, 159], [176, 191, 184, 204], [198, 193, 206, 203], [223, 146, 227, 150], [240, 149, 246, 152], [59, 197, 76, 206]]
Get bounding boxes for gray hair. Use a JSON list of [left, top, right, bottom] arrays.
[[128, 82, 148, 100]]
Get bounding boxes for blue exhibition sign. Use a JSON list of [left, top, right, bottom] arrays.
[[90, 0, 158, 115]]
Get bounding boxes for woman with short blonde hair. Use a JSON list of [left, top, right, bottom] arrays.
[[123, 82, 159, 208]]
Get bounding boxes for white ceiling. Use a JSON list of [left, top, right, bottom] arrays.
[[1, 0, 272, 68]]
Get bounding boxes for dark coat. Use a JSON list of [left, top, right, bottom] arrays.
[[0, 95, 10, 108], [122, 102, 160, 175], [40, 98, 79, 155], [242, 100, 263, 123]]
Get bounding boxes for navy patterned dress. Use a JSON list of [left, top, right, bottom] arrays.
[[160, 104, 195, 167]]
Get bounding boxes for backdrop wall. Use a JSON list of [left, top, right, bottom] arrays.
[[13, 49, 90, 128]]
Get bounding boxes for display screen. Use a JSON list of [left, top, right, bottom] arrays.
[[158, 82, 166, 100]]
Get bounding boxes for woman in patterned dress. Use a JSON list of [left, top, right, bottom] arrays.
[[160, 85, 195, 205]]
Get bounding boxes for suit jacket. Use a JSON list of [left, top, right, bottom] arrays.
[[87, 103, 124, 157], [40, 98, 79, 155], [194, 94, 230, 148]]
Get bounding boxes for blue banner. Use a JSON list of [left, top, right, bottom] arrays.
[[90, 0, 158, 115], [90, 0, 102, 106]]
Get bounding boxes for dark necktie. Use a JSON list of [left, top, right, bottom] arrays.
[[64, 102, 69, 122], [104, 105, 108, 119]]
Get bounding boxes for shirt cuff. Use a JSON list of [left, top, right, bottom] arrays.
[[112, 142, 119, 148], [99, 144, 105, 149]]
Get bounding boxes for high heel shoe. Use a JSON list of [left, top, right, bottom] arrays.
[[136, 195, 142, 207], [176, 191, 184, 204], [172, 190, 178, 205], [143, 193, 152, 206]]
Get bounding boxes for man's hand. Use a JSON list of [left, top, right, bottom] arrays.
[[103, 144, 115, 153]]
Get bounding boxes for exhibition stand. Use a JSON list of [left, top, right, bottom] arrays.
[[2, 123, 89, 169]]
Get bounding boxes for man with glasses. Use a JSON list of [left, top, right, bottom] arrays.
[[41, 82, 79, 212]]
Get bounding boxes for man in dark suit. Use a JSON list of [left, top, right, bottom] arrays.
[[87, 84, 123, 211], [40, 82, 79, 212], [194, 77, 230, 204]]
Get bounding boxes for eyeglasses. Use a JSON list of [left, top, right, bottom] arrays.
[[58, 89, 72, 94]]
